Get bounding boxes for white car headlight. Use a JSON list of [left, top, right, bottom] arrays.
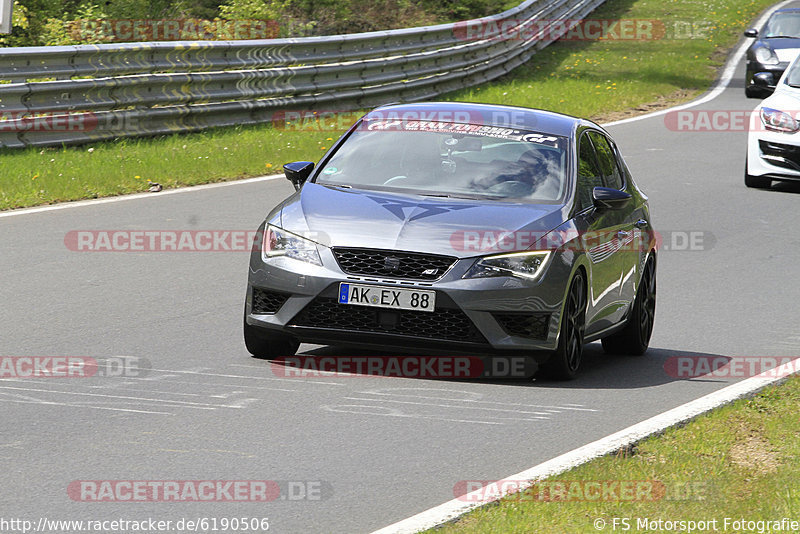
[[464, 251, 552, 281], [262, 224, 323, 266], [755, 47, 779, 65], [760, 107, 800, 133]]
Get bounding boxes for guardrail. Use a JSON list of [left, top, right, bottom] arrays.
[[0, 0, 607, 148]]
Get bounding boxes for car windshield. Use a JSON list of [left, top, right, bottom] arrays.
[[784, 57, 800, 86], [763, 12, 800, 38], [314, 120, 568, 203]]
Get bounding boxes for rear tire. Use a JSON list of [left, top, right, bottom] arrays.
[[244, 316, 299, 359], [601, 256, 656, 356], [540, 271, 587, 380]]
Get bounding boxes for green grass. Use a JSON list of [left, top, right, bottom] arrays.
[[447, 0, 768, 120], [424, 376, 800, 534], [0, 127, 336, 209], [0, 0, 776, 210]]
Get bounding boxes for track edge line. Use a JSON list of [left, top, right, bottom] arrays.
[[370, 358, 800, 534]]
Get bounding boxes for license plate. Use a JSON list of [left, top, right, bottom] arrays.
[[338, 283, 436, 312]]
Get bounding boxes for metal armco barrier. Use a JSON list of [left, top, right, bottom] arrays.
[[0, 0, 607, 148]]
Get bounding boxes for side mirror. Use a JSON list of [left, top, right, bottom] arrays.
[[592, 187, 631, 210], [744, 28, 758, 38], [753, 72, 774, 88], [284, 161, 315, 191]]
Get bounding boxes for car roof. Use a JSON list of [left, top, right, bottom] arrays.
[[363, 102, 598, 138]]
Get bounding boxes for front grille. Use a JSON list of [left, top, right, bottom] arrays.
[[332, 248, 456, 280], [493, 313, 550, 340], [759, 140, 800, 171], [289, 297, 485, 343], [252, 288, 289, 314]]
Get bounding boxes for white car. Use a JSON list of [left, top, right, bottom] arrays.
[[746, 53, 800, 188]]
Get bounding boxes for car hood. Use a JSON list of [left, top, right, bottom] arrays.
[[279, 183, 567, 258], [751, 38, 800, 62], [760, 85, 800, 108], [775, 46, 800, 63]]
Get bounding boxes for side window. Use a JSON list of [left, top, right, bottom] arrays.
[[576, 133, 603, 211], [588, 131, 623, 190]]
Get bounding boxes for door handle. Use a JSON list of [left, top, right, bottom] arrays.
[[634, 219, 648, 229]]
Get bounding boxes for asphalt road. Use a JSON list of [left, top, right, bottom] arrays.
[[2, 13, 800, 534]]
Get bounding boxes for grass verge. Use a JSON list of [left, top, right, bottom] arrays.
[[0, 0, 776, 210], [424, 375, 800, 533]]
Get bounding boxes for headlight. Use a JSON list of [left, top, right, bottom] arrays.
[[760, 107, 800, 132], [262, 224, 323, 266], [755, 47, 779, 65], [464, 251, 552, 281]]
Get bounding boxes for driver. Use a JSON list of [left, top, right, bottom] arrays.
[[472, 149, 557, 196]]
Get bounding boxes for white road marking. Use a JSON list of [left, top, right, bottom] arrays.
[[321, 404, 506, 425], [360, 390, 597, 412], [0, 396, 174, 415], [119, 375, 299, 393], [371, 357, 800, 534], [0, 174, 283, 218], [0, 377, 235, 398], [129, 366, 346, 386], [232, 362, 406, 379], [363, 388, 486, 401], [128, 373, 179, 382], [0, 384, 253, 409], [344, 396, 551, 417]]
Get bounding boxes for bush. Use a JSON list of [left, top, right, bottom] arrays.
[[418, 0, 511, 21], [1, 0, 519, 46]]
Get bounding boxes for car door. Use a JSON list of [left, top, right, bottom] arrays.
[[589, 131, 642, 306], [574, 130, 629, 334]]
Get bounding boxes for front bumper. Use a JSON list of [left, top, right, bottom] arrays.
[[245, 244, 574, 357], [745, 61, 788, 94], [747, 127, 800, 182]]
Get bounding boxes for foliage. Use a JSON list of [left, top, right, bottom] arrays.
[[1, 0, 512, 45]]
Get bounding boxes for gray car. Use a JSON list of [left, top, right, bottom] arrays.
[[244, 102, 657, 379]]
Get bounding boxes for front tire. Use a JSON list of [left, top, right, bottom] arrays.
[[244, 316, 299, 359], [541, 271, 587, 380], [601, 256, 656, 356]]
